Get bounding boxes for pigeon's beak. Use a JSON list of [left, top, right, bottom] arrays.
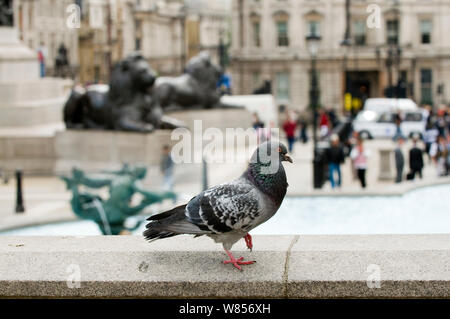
[[283, 154, 293, 163]]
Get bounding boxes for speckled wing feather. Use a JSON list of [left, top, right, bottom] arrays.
[[185, 179, 261, 234]]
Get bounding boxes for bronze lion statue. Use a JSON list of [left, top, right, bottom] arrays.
[[152, 51, 238, 111], [63, 53, 181, 132]]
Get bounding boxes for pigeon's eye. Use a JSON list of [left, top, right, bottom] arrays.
[[278, 147, 282, 153]]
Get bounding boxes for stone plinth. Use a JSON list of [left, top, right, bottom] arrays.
[[0, 235, 448, 298], [0, 27, 39, 82], [167, 107, 253, 131], [0, 106, 259, 175], [0, 123, 64, 174], [378, 148, 394, 180], [54, 129, 176, 174], [0, 87, 67, 127], [0, 27, 72, 127], [0, 135, 56, 174]]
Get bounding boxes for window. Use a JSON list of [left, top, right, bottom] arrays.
[[400, 70, 408, 83], [252, 72, 261, 90], [252, 21, 261, 47], [386, 20, 399, 45], [353, 20, 366, 46], [420, 19, 432, 44], [420, 69, 433, 104], [276, 72, 290, 100], [307, 20, 320, 37], [135, 20, 141, 31], [135, 19, 142, 50], [378, 113, 394, 123], [404, 112, 423, 122], [135, 38, 141, 50], [277, 21, 289, 47]]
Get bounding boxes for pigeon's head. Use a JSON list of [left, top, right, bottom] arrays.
[[275, 142, 293, 163], [249, 141, 293, 175], [253, 141, 293, 162]]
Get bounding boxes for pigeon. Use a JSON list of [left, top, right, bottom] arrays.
[[143, 141, 292, 270]]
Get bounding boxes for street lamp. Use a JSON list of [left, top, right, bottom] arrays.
[[305, 33, 322, 189], [341, 0, 353, 116], [306, 34, 321, 59]]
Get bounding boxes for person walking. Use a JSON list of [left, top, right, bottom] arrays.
[[394, 137, 405, 183], [430, 135, 449, 177], [350, 137, 370, 189], [37, 42, 47, 78], [326, 134, 345, 188], [326, 107, 339, 130], [435, 109, 447, 138], [160, 145, 175, 191], [283, 114, 297, 153], [393, 110, 405, 141], [447, 133, 450, 176], [423, 122, 439, 161], [297, 114, 308, 144], [252, 113, 266, 144], [319, 109, 330, 138], [348, 131, 359, 180], [252, 112, 264, 130], [408, 135, 424, 180], [446, 133, 450, 176]]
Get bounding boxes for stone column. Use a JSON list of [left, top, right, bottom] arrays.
[[378, 148, 394, 180], [0, 27, 39, 82]]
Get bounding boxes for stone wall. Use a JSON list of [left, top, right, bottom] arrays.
[[0, 235, 448, 298]]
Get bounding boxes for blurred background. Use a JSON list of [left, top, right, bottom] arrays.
[[0, 0, 449, 237]]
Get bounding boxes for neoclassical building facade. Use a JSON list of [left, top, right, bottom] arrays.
[[12, 0, 230, 82], [230, 0, 450, 111], [13, 0, 79, 75], [130, 0, 230, 76]]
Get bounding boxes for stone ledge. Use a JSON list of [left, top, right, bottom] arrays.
[[0, 235, 448, 298], [288, 177, 450, 197]]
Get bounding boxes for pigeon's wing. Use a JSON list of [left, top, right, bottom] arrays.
[[185, 180, 261, 233]]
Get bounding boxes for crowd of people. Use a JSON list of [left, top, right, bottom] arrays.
[[267, 107, 342, 152], [392, 105, 450, 182], [423, 106, 450, 177], [256, 104, 450, 191], [164, 103, 449, 193]]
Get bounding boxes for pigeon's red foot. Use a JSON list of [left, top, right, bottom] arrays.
[[223, 250, 255, 271], [244, 233, 253, 251]]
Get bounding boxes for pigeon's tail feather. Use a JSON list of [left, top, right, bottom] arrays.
[[147, 204, 187, 221], [143, 204, 207, 242], [143, 229, 179, 242]]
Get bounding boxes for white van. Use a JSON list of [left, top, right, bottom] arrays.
[[363, 98, 419, 113], [353, 109, 426, 139]]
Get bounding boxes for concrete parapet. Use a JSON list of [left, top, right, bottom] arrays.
[[0, 235, 448, 298]]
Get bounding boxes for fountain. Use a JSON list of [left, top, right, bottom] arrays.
[[60, 165, 176, 235]]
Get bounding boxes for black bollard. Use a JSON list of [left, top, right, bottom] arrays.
[[15, 170, 25, 213], [313, 148, 326, 189]]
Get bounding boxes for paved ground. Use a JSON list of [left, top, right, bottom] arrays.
[[0, 138, 448, 231]]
